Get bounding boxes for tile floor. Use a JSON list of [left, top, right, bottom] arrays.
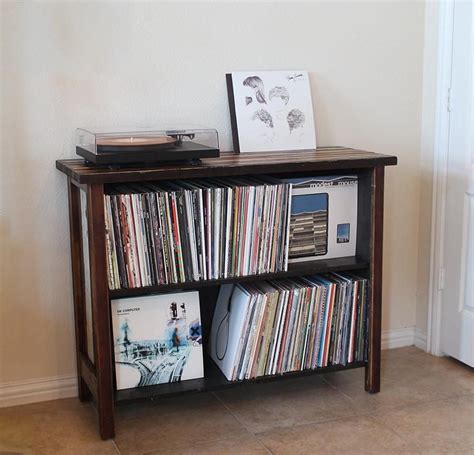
[[1, 347, 473, 454]]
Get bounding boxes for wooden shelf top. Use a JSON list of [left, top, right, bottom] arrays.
[[56, 147, 397, 184]]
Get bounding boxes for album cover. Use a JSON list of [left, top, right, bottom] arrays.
[[112, 291, 203, 390], [284, 175, 358, 262], [288, 192, 329, 259], [209, 284, 254, 381], [227, 71, 317, 153]]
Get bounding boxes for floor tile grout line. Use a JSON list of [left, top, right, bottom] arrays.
[[319, 374, 339, 390], [126, 430, 264, 455], [252, 414, 367, 436], [252, 433, 275, 455], [214, 386, 332, 433], [321, 373, 474, 418], [368, 414, 424, 454], [116, 425, 257, 453], [111, 439, 121, 454], [114, 392, 257, 453], [210, 390, 255, 434], [318, 374, 384, 413], [212, 388, 375, 435], [366, 393, 474, 418], [321, 389, 474, 426], [320, 376, 369, 408], [457, 390, 474, 398]]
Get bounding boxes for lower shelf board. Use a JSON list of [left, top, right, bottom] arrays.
[[109, 256, 369, 299], [114, 358, 367, 402]]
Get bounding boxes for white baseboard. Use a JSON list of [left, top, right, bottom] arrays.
[[0, 327, 427, 408], [0, 375, 78, 408], [414, 327, 428, 351], [380, 326, 428, 351], [381, 327, 416, 350]]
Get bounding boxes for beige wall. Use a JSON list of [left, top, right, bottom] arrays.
[[1, 1, 426, 384], [416, 1, 439, 339]]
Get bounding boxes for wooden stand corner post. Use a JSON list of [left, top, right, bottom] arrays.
[[365, 166, 384, 393], [67, 179, 115, 439], [67, 179, 92, 403], [87, 183, 115, 439]]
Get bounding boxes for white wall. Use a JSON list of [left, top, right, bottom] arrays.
[[0, 2, 426, 389]]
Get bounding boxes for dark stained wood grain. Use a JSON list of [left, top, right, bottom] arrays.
[[365, 166, 384, 393], [356, 170, 372, 263], [80, 353, 98, 402], [87, 184, 115, 439], [67, 180, 92, 402], [56, 148, 397, 184], [198, 287, 221, 354]]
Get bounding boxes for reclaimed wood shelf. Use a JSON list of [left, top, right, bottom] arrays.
[[57, 146, 397, 439], [56, 147, 397, 184]]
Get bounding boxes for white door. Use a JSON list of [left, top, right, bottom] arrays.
[[440, 0, 474, 366]]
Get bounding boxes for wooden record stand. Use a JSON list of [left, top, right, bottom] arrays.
[[56, 147, 397, 439]]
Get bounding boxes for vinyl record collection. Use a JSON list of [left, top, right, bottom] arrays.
[[104, 177, 292, 290], [210, 272, 368, 381]]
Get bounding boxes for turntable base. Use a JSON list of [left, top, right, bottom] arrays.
[[76, 141, 219, 166]]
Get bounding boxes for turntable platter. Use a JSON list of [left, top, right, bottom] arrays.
[[96, 136, 177, 153]]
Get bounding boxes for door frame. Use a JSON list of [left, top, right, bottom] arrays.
[[427, 0, 455, 356]]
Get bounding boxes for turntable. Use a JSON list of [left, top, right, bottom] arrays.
[[76, 127, 220, 166]]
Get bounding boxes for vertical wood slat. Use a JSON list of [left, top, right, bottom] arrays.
[[87, 183, 115, 439], [355, 170, 372, 263], [365, 166, 384, 393], [68, 178, 91, 401], [67, 179, 92, 402]]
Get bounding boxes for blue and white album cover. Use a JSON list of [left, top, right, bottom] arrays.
[[112, 291, 203, 390], [284, 175, 358, 262]]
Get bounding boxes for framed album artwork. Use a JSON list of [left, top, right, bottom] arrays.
[[226, 70, 317, 153]]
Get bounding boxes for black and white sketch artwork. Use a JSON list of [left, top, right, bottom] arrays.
[[227, 71, 316, 153], [112, 291, 204, 390]]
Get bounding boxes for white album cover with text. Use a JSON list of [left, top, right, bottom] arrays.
[[112, 291, 203, 390]]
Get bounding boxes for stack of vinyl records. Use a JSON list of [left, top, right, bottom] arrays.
[[104, 177, 292, 289], [209, 273, 368, 381]]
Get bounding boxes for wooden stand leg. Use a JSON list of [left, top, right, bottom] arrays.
[[68, 180, 92, 402], [365, 166, 384, 393], [88, 184, 115, 439]]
